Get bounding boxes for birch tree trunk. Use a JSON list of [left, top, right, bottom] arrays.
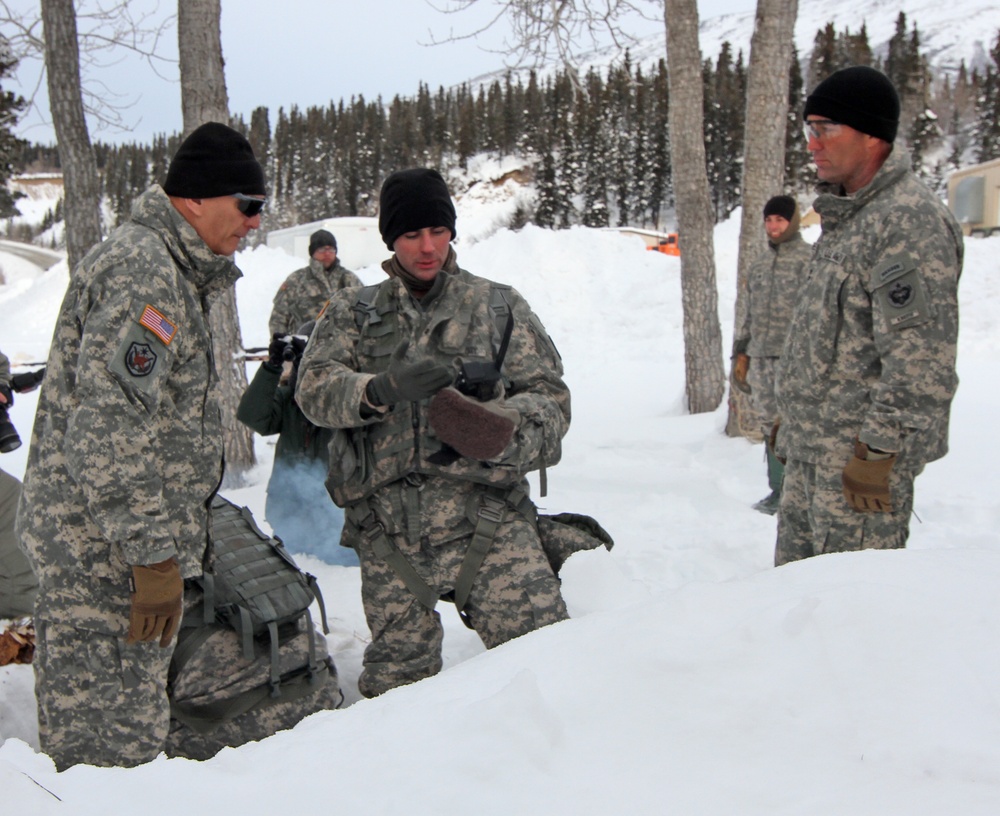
[[178, 0, 256, 483], [40, 0, 102, 273], [663, 0, 725, 413], [726, 0, 799, 438]]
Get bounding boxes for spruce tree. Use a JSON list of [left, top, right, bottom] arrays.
[[0, 35, 27, 219], [974, 31, 1000, 162]]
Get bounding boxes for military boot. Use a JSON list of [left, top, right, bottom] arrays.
[[752, 442, 785, 516]]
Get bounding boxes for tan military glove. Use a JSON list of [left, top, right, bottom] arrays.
[[732, 353, 751, 394], [127, 558, 182, 647], [842, 441, 896, 513]]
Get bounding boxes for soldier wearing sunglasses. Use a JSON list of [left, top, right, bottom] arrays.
[[17, 122, 267, 770], [773, 67, 963, 566]]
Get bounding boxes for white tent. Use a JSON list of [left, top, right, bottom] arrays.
[[265, 216, 387, 270]]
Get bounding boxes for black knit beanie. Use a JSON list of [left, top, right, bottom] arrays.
[[803, 66, 900, 143], [763, 195, 796, 221], [309, 229, 337, 255], [163, 122, 266, 198], [378, 168, 457, 250]]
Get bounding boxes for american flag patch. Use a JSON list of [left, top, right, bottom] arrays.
[[139, 304, 178, 346]]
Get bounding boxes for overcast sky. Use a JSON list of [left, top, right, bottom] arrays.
[[8, 0, 756, 146]]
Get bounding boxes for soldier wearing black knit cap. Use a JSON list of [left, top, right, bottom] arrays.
[[732, 194, 812, 515], [16, 121, 272, 769], [772, 67, 963, 566], [295, 167, 581, 698]]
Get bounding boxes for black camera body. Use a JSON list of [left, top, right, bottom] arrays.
[[454, 360, 503, 402]]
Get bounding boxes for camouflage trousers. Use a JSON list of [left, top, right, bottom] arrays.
[[351, 478, 568, 698], [34, 618, 173, 770], [0, 467, 37, 618], [775, 458, 915, 566], [746, 356, 780, 439]]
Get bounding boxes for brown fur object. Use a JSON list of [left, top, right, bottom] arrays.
[[0, 621, 35, 665], [427, 387, 519, 461]]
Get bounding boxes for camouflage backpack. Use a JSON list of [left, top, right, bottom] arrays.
[[167, 495, 337, 745]]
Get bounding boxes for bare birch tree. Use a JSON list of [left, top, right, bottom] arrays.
[[40, 0, 102, 273], [432, 0, 726, 412], [176, 0, 256, 483], [3, 0, 174, 269], [726, 0, 799, 437], [663, 0, 725, 412]]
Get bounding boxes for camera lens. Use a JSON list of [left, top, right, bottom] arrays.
[[0, 418, 22, 453]]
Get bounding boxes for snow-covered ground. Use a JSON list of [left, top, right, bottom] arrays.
[[1, 204, 999, 814]]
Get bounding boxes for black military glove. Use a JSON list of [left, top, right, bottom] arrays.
[[267, 333, 292, 370], [11, 368, 45, 393], [366, 340, 453, 407], [0, 385, 12, 406], [127, 558, 183, 648]]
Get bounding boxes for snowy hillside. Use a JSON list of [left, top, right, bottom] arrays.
[[2, 179, 1000, 811]]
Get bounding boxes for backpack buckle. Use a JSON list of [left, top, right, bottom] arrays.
[[477, 496, 506, 524]]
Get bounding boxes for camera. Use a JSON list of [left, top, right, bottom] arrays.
[[454, 360, 503, 402], [0, 406, 21, 453]]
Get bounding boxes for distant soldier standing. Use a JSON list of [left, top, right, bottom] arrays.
[[268, 229, 362, 336], [732, 195, 812, 514], [17, 123, 267, 769], [296, 168, 571, 697], [774, 67, 962, 565]]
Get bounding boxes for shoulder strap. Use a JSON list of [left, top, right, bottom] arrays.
[[353, 283, 385, 328], [487, 284, 513, 365]]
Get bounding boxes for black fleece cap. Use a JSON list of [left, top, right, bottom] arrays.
[[803, 66, 900, 143], [378, 168, 457, 250], [163, 122, 266, 198], [763, 195, 796, 221], [309, 229, 337, 255]]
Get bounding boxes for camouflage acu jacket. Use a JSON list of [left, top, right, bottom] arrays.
[[776, 149, 963, 469], [734, 231, 812, 359], [16, 185, 240, 631], [268, 259, 363, 336], [295, 258, 570, 506]]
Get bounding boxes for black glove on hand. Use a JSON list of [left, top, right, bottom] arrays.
[[0, 385, 12, 406], [267, 333, 290, 369], [366, 340, 453, 406]]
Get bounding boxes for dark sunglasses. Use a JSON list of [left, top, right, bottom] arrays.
[[231, 193, 266, 217]]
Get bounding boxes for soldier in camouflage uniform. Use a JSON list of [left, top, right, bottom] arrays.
[[0, 348, 37, 619], [16, 123, 267, 770], [732, 195, 812, 514], [296, 168, 570, 697], [268, 229, 362, 336], [774, 67, 962, 566]]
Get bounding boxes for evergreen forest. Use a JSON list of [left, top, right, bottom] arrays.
[[6, 14, 1000, 245]]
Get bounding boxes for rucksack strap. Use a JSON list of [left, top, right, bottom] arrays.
[[452, 493, 507, 629], [348, 503, 440, 611], [353, 283, 384, 328], [169, 656, 335, 735]]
